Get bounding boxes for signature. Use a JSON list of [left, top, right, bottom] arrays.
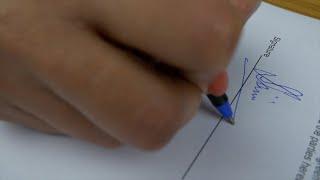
[[251, 68, 303, 101], [239, 58, 304, 102]]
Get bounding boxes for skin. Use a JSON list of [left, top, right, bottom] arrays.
[[0, 0, 260, 150]]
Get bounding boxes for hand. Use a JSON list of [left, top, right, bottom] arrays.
[[0, 0, 260, 150]]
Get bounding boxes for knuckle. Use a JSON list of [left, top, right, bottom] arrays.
[[213, 12, 242, 47], [137, 121, 179, 151], [132, 103, 184, 151], [230, 0, 260, 18], [219, 17, 242, 55], [188, 12, 242, 71]]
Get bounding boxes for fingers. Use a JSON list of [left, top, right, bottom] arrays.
[[0, 0, 259, 151], [0, 60, 121, 148], [0, 99, 59, 134], [81, 0, 259, 87], [19, 22, 201, 150], [229, 0, 261, 20]]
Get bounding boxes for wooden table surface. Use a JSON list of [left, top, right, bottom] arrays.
[[264, 0, 320, 19]]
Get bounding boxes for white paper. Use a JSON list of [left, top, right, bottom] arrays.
[[1, 3, 320, 180]]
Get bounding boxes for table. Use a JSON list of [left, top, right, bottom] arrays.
[[265, 0, 320, 19]]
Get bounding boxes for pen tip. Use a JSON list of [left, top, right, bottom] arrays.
[[225, 117, 235, 125]]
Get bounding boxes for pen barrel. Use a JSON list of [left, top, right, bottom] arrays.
[[207, 94, 228, 107]]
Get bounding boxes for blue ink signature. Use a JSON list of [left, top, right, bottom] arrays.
[[232, 57, 303, 120], [249, 63, 303, 101], [233, 58, 249, 118]]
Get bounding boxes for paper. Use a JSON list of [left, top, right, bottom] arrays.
[[1, 3, 320, 180]]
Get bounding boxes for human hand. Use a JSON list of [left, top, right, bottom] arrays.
[[0, 0, 260, 150]]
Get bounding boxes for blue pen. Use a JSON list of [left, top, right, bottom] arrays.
[[207, 94, 234, 125]]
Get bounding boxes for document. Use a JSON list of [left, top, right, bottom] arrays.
[[1, 3, 320, 180]]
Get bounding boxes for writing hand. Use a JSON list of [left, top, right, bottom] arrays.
[[0, 0, 260, 150]]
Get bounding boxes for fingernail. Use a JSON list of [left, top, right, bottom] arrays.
[[208, 71, 228, 96]]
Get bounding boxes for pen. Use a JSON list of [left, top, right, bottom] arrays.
[[207, 94, 234, 125]]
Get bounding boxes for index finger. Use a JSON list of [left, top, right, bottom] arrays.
[[83, 0, 260, 87]]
